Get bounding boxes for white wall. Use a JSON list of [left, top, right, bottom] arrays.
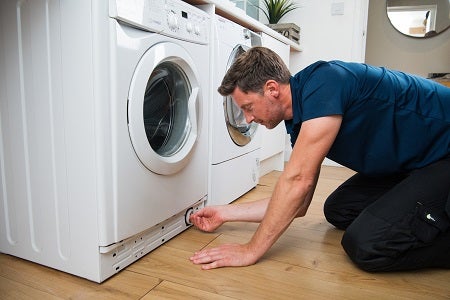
[[281, 0, 368, 72], [279, 0, 450, 76], [365, 0, 450, 78]]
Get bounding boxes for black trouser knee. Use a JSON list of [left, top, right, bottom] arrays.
[[323, 173, 406, 230]]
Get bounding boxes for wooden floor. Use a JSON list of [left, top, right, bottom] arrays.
[[1, 166, 449, 299]]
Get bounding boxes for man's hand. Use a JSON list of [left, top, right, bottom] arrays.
[[189, 243, 260, 270], [189, 206, 225, 232], [188, 198, 271, 269]]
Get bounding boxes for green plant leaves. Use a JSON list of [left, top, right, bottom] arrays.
[[258, 0, 299, 24]]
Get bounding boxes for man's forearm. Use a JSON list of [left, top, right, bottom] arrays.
[[221, 197, 270, 223], [246, 172, 318, 261]]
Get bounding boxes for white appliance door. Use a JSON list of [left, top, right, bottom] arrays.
[[128, 42, 200, 175], [223, 44, 258, 146]]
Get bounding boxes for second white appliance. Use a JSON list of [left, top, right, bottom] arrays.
[[259, 32, 290, 176], [208, 15, 262, 206]]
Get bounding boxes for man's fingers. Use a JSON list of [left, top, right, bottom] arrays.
[[190, 245, 238, 270], [201, 261, 220, 270]]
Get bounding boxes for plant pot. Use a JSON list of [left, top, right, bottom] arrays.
[[267, 23, 300, 44]]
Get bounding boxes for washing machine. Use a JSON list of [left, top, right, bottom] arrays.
[[208, 15, 262, 206], [0, 0, 209, 282]]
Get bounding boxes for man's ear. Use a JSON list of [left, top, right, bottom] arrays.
[[265, 80, 279, 97]]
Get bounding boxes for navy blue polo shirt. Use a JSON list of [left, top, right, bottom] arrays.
[[286, 60, 450, 176]]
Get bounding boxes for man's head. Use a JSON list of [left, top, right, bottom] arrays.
[[217, 47, 292, 129], [217, 47, 291, 96]]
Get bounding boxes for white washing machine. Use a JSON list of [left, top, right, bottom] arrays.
[[208, 15, 262, 206], [0, 0, 209, 282]]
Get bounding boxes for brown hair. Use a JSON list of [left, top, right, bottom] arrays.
[[217, 46, 291, 96]]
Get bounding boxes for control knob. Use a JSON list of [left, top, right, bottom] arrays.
[[167, 11, 178, 31], [186, 22, 193, 33], [194, 24, 201, 35]]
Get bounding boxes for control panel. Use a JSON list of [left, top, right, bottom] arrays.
[[111, 0, 209, 44], [163, 0, 209, 44]]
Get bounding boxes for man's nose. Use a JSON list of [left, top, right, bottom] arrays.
[[244, 112, 254, 123]]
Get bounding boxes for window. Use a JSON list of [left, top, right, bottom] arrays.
[[231, 0, 260, 21]]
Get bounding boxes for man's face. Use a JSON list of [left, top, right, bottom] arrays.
[[230, 87, 283, 129]]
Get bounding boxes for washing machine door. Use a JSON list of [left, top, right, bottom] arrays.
[[128, 42, 201, 175], [224, 44, 258, 146]]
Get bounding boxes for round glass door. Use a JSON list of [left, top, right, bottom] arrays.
[[224, 45, 258, 146], [128, 42, 200, 175], [144, 62, 191, 157]]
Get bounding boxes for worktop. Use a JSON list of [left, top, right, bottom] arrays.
[[185, 0, 302, 51]]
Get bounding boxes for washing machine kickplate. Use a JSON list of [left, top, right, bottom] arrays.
[[98, 198, 205, 281]]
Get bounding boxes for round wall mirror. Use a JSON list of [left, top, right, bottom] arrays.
[[386, 0, 450, 38]]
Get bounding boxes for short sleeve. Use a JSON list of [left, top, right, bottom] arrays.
[[301, 63, 355, 121]]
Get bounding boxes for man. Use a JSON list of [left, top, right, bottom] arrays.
[[189, 47, 450, 272]]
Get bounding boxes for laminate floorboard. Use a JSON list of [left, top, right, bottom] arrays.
[[1, 166, 449, 299]]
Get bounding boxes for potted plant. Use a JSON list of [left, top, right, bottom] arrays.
[[258, 0, 301, 44], [258, 0, 299, 24]]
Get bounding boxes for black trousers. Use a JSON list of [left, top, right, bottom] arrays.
[[323, 156, 450, 272]]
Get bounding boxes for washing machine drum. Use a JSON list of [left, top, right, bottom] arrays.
[[128, 43, 201, 175], [224, 44, 258, 146], [143, 62, 190, 157]]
